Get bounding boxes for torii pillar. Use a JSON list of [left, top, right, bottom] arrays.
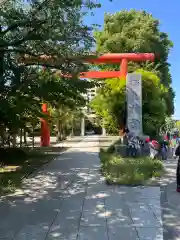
[[41, 103, 50, 147]]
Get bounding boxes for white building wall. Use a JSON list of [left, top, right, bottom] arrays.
[[82, 86, 98, 114]]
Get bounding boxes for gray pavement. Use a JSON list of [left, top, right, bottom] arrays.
[[0, 135, 163, 239], [159, 159, 180, 240]]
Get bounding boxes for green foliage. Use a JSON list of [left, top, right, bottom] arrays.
[[91, 70, 167, 136], [50, 106, 83, 140], [94, 10, 174, 116], [161, 117, 175, 134], [175, 121, 180, 132], [90, 78, 126, 134], [138, 70, 167, 136], [99, 148, 164, 185]]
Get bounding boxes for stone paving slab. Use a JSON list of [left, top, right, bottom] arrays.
[[131, 211, 161, 228], [46, 216, 79, 240], [78, 226, 108, 240], [0, 199, 31, 239], [105, 193, 133, 227], [136, 227, 163, 240], [108, 225, 139, 239], [14, 224, 50, 240], [81, 198, 106, 227]]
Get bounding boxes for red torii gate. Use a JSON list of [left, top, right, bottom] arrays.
[[40, 53, 155, 146]]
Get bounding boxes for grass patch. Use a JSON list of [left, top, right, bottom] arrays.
[[99, 148, 164, 185], [0, 146, 66, 195]]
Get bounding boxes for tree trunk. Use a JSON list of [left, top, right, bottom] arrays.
[[23, 128, 27, 144], [56, 120, 63, 141], [20, 128, 23, 147], [32, 135, 35, 148], [12, 133, 17, 147], [71, 118, 74, 136], [7, 131, 11, 147], [0, 125, 5, 147], [62, 124, 66, 140]]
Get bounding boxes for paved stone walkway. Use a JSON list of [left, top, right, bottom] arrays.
[[0, 136, 163, 239], [159, 159, 180, 239]]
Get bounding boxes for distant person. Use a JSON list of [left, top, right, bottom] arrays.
[[175, 141, 180, 192], [124, 127, 129, 133], [122, 127, 129, 145], [136, 136, 142, 156], [160, 139, 168, 160], [128, 134, 138, 157], [142, 137, 150, 156], [167, 132, 170, 141], [149, 139, 159, 159], [145, 137, 150, 143], [122, 127, 130, 156], [170, 136, 177, 158]]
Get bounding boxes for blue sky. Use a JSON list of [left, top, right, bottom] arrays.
[[84, 0, 180, 119]]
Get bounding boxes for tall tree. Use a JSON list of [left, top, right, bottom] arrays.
[[94, 10, 174, 116]]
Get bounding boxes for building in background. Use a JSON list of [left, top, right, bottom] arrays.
[[80, 83, 101, 135], [82, 85, 98, 114]]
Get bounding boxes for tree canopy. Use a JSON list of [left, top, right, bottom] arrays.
[[94, 10, 174, 116]]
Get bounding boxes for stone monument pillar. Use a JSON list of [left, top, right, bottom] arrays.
[[126, 73, 142, 136]]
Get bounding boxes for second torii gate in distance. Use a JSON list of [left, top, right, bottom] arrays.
[[40, 53, 156, 146]]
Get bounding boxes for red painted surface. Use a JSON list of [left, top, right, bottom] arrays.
[[41, 103, 50, 147], [86, 53, 155, 64], [80, 71, 122, 79], [119, 58, 128, 80], [40, 53, 155, 145], [58, 71, 122, 79]]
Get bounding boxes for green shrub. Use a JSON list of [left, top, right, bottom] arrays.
[[99, 149, 164, 185]]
